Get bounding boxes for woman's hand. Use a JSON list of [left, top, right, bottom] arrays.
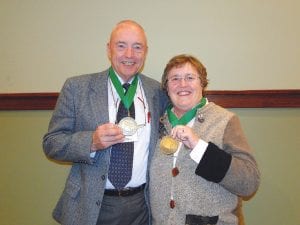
[[170, 125, 200, 149]]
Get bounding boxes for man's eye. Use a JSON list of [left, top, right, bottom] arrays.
[[116, 43, 126, 49], [133, 45, 141, 49], [133, 44, 143, 52]]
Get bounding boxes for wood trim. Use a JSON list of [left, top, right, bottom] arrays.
[[205, 90, 300, 108], [0, 93, 59, 110], [0, 90, 299, 110]]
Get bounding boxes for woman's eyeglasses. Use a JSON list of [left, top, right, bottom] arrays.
[[167, 74, 200, 84]]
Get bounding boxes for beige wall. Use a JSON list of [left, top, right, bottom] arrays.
[[1, 0, 300, 92], [1, 1, 300, 225]]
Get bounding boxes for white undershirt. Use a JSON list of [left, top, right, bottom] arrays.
[[105, 75, 151, 189]]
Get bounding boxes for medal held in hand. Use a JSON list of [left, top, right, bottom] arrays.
[[118, 117, 143, 136], [160, 98, 207, 155], [159, 116, 179, 155], [160, 135, 179, 154]]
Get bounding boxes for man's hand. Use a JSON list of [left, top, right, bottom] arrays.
[[91, 123, 124, 151]]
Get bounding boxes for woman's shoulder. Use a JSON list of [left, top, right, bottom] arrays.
[[202, 101, 236, 120]]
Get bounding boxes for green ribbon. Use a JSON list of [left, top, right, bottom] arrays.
[[109, 67, 138, 109], [167, 97, 207, 127]]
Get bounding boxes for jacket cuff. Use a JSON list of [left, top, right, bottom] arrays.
[[195, 142, 232, 183]]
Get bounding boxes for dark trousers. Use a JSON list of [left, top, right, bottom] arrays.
[[96, 190, 149, 225]]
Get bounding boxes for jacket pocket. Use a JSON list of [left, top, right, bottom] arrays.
[[65, 181, 80, 199]]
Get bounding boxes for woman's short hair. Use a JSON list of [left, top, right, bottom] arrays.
[[161, 54, 208, 93]]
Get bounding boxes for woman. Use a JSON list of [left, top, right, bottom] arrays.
[[149, 54, 260, 225]]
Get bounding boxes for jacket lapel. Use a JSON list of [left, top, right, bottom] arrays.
[[89, 70, 110, 125], [139, 75, 160, 157]]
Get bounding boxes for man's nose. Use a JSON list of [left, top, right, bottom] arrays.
[[125, 47, 133, 57]]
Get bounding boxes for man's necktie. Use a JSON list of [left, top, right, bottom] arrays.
[[108, 83, 135, 189]]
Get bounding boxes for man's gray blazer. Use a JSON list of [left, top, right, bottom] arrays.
[[43, 69, 168, 225]]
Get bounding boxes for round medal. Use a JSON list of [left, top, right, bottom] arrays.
[[160, 136, 179, 155], [118, 117, 139, 136]]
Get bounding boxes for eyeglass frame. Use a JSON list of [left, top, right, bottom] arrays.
[[166, 73, 201, 85]]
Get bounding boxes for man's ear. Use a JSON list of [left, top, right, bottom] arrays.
[[106, 43, 111, 60]]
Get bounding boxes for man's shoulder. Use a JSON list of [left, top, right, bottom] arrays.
[[139, 74, 161, 88], [67, 70, 108, 82], [60, 70, 108, 93]]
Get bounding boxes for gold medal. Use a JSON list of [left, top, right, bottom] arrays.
[[160, 136, 179, 155]]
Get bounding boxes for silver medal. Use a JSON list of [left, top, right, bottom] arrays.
[[118, 117, 143, 136]]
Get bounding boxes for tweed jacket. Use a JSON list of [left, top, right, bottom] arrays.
[[149, 102, 260, 225], [43, 69, 168, 225]]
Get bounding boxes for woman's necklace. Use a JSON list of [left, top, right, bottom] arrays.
[[166, 98, 207, 209]]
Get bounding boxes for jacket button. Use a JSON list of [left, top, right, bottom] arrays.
[[101, 175, 105, 180], [96, 200, 101, 206]]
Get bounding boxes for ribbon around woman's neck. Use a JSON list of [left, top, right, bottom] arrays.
[[109, 67, 138, 109], [167, 97, 207, 127]]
